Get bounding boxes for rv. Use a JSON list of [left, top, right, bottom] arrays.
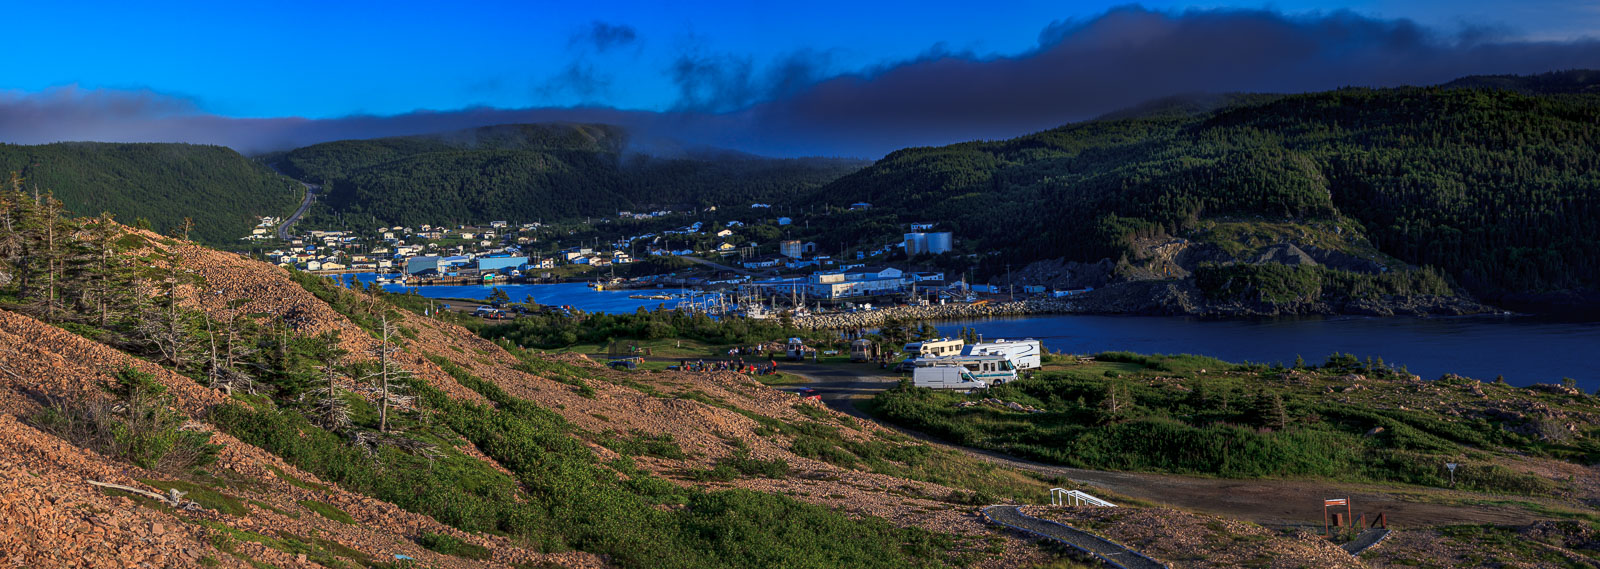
[[962, 339, 1044, 372], [903, 338, 964, 359], [911, 355, 1017, 387], [849, 338, 877, 362], [912, 360, 989, 391], [940, 354, 1019, 385], [786, 337, 810, 360]]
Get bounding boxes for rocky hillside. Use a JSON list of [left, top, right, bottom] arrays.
[[1008, 221, 1489, 317], [0, 225, 1059, 568]]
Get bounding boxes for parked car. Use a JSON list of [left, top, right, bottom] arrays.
[[608, 360, 638, 370]]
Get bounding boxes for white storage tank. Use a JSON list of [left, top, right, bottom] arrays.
[[925, 232, 953, 254], [903, 232, 927, 255]]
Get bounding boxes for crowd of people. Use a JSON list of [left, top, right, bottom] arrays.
[[680, 357, 781, 376]]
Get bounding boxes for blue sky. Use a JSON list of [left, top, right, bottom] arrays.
[[5, 0, 1595, 118], [2, 1, 1597, 156]]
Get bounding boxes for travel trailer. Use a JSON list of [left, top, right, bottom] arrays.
[[902, 337, 964, 359], [962, 339, 1044, 372], [912, 360, 989, 391]]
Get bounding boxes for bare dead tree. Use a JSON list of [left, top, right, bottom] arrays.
[[360, 308, 414, 432], [135, 270, 199, 370], [203, 303, 256, 395], [304, 340, 352, 432]]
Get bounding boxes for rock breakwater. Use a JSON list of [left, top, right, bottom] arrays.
[[793, 299, 1076, 329]]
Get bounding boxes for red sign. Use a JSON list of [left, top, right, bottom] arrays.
[[1324, 498, 1348, 506]]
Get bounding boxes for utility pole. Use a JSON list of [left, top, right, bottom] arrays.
[[1007, 263, 1013, 301]]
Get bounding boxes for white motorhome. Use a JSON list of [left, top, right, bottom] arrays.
[[913, 354, 1017, 386], [903, 337, 964, 359], [962, 339, 1044, 372], [912, 360, 989, 391]]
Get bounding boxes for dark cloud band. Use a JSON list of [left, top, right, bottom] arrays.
[[3, 7, 1597, 158]]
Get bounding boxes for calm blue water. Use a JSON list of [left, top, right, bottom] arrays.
[[331, 274, 1600, 389], [933, 314, 1600, 390], [340, 273, 683, 314]]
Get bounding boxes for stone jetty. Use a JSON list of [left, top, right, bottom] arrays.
[[792, 298, 1077, 329]]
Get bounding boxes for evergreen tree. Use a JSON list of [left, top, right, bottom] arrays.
[[81, 213, 138, 327], [17, 189, 81, 322], [1256, 391, 1288, 431], [135, 248, 201, 370]]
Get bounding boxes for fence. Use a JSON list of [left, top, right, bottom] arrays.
[[1051, 488, 1117, 507]]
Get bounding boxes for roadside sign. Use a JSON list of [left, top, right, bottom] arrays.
[[1323, 498, 1352, 534]]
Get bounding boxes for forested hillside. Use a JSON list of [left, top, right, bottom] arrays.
[[0, 142, 301, 245], [816, 84, 1600, 298], [278, 123, 865, 227]]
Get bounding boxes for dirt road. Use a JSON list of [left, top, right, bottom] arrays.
[[781, 361, 1562, 529]]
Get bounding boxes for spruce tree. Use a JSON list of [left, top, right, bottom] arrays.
[[81, 213, 138, 328], [1256, 391, 1288, 431]]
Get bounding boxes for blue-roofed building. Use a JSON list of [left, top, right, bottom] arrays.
[[476, 255, 528, 273], [404, 255, 471, 275]]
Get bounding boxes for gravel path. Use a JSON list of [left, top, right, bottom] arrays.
[[1341, 528, 1391, 555], [983, 505, 1167, 569]]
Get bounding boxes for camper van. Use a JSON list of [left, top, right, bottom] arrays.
[[912, 360, 989, 391], [786, 337, 810, 360], [962, 339, 1044, 372], [903, 338, 964, 359], [849, 338, 876, 362]]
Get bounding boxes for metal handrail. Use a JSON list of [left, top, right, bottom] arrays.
[[1051, 488, 1117, 507]]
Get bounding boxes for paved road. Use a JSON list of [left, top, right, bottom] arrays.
[[681, 255, 758, 276], [276, 181, 319, 240], [780, 361, 1563, 529], [984, 505, 1167, 569], [268, 163, 319, 240]]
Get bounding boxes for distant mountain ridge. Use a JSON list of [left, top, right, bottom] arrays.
[[1439, 69, 1600, 95], [809, 73, 1600, 303], [276, 123, 631, 183], [0, 142, 299, 245], [276, 122, 866, 227]]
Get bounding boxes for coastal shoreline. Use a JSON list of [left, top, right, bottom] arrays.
[[791, 290, 1492, 329]]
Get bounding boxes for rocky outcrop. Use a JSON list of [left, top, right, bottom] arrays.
[[792, 280, 1489, 328], [793, 299, 1075, 328]]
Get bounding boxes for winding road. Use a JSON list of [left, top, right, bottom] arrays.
[[780, 361, 1565, 529], [267, 163, 319, 240], [276, 180, 319, 240], [681, 255, 757, 276]]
